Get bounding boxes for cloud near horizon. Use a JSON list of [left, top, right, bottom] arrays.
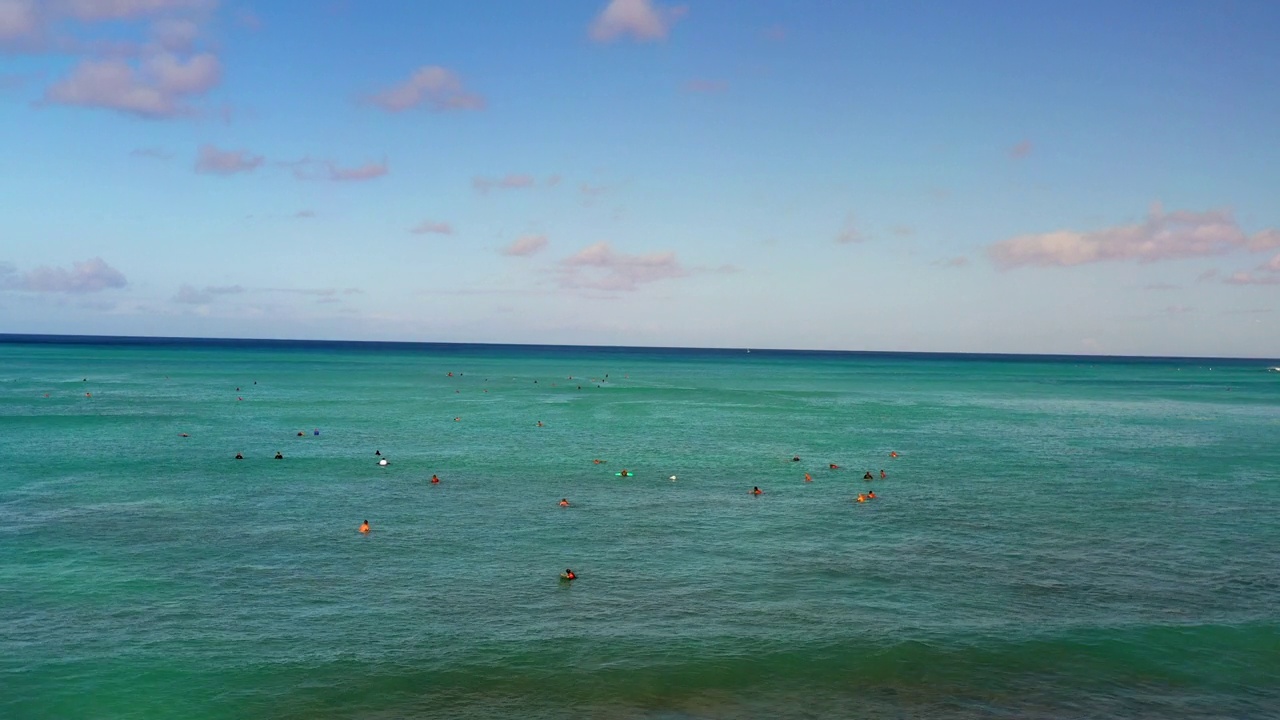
[[502, 234, 549, 257], [410, 220, 453, 235], [589, 0, 687, 43], [369, 65, 485, 112], [0, 257, 127, 293], [473, 174, 536, 193], [285, 157, 389, 182], [987, 204, 1280, 270], [557, 241, 687, 291], [195, 144, 262, 174], [174, 283, 244, 304]]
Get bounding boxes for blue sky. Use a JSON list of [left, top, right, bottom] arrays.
[[2, 0, 1278, 356]]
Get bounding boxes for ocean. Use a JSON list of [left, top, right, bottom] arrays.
[[1, 335, 1278, 719]]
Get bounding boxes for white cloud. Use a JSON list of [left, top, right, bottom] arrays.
[[558, 241, 687, 290], [195, 144, 262, 174], [589, 0, 686, 43], [988, 204, 1280, 269], [0, 257, 127, 293], [369, 65, 485, 112], [502, 235, 549, 257]]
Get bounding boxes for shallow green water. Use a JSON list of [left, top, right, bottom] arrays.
[[2, 339, 1278, 718]]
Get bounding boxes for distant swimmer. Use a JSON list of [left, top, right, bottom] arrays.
[[856, 494, 867, 503], [804, 473, 812, 482], [314, 429, 320, 436], [431, 474, 440, 484], [792, 456, 801, 462], [297, 431, 305, 437], [867, 491, 876, 499], [593, 459, 603, 464], [751, 486, 763, 495], [274, 452, 283, 460], [454, 417, 461, 422], [669, 475, 677, 481], [375, 450, 381, 456], [619, 469, 630, 477], [237, 396, 242, 401], [880, 469, 886, 479], [378, 458, 389, 466], [359, 520, 370, 534], [890, 451, 898, 458], [829, 463, 840, 470], [179, 433, 189, 438], [561, 568, 576, 581], [447, 372, 453, 377], [234, 453, 244, 460], [559, 498, 570, 507], [864, 471, 873, 480], [85, 392, 92, 398], [536, 421, 544, 427]]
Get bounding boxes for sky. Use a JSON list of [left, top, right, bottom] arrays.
[[2, 0, 1279, 357]]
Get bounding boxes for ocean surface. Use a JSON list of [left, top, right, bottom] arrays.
[[1, 335, 1278, 719]]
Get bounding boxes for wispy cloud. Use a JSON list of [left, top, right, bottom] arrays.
[[558, 241, 687, 291], [684, 78, 727, 94], [285, 157, 388, 182], [130, 146, 171, 159], [589, 0, 687, 43], [236, 9, 262, 30], [294, 209, 315, 219], [1009, 139, 1033, 159], [987, 204, 1280, 270], [59, 0, 213, 22], [1143, 282, 1179, 291], [0, 257, 127, 293], [835, 215, 864, 244], [195, 144, 263, 175], [762, 24, 787, 42], [410, 220, 453, 235], [368, 65, 485, 112], [937, 256, 969, 268], [40, 52, 220, 118], [1224, 272, 1280, 286], [890, 225, 915, 237], [173, 283, 243, 304], [502, 235, 549, 257], [473, 173, 536, 194]]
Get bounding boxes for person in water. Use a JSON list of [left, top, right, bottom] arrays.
[[559, 498, 570, 507], [867, 491, 876, 499], [792, 456, 801, 462], [890, 451, 898, 458], [430, 474, 440, 484], [536, 421, 544, 427], [864, 471, 874, 480], [297, 431, 304, 437], [619, 469, 630, 477], [751, 486, 763, 495], [880, 469, 886, 479], [829, 463, 840, 470], [375, 450, 381, 456], [234, 453, 243, 460], [856, 493, 867, 503], [804, 473, 812, 482], [561, 568, 576, 580], [378, 458, 389, 466], [274, 452, 283, 460], [359, 520, 370, 534]]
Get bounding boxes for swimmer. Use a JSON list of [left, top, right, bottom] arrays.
[[619, 469, 630, 477], [85, 392, 92, 398], [430, 474, 440, 484], [237, 396, 242, 401], [274, 452, 283, 460], [669, 475, 677, 481], [179, 433, 189, 437], [375, 450, 381, 456], [880, 469, 886, 479], [890, 451, 898, 458], [454, 417, 460, 421], [559, 498, 570, 507], [314, 429, 320, 436], [536, 421, 544, 427], [447, 372, 453, 377], [792, 456, 801, 462], [234, 453, 244, 460], [751, 486, 763, 495], [863, 471, 873, 480], [868, 491, 876, 499], [561, 568, 576, 581], [856, 493, 867, 503], [297, 431, 304, 437], [829, 463, 840, 470], [593, 459, 603, 464], [378, 458, 389, 466], [359, 520, 370, 534], [804, 473, 812, 482]]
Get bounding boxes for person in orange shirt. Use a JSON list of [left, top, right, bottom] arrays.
[[856, 494, 867, 503], [559, 498, 570, 507], [867, 491, 876, 499], [561, 568, 577, 581], [359, 520, 370, 534], [804, 473, 812, 482], [431, 474, 440, 484], [751, 486, 763, 495]]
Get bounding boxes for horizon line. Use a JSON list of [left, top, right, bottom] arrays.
[[1, 333, 1277, 364]]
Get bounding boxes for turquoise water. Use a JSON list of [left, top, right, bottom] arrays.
[[2, 337, 1278, 719]]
